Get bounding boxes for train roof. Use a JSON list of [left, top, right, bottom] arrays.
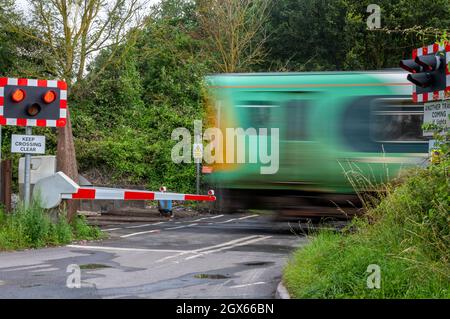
[[207, 69, 407, 77], [205, 71, 411, 94]]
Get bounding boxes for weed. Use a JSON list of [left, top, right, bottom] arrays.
[[284, 160, 450, 299], [0, 202, 103, 251]]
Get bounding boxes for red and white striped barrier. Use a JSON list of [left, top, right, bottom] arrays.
[[64, 187, 215, 202], [33, 171, 216, 209]]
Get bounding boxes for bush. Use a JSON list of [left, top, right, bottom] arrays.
[[0, 203, 103, 251], [71, 215, 103, 240], [284, 161, 450, 299]]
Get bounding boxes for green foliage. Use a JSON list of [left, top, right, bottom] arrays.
[[0, 0, 57, 78], [71, 215, 103, 240], [284, 161, 450, 298], [263, 0, 450, 71], [0, 203, 103, 251], [71, 2, 209, 193], [422, 121, 450, 162]]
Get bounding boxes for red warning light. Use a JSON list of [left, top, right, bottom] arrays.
[[43, 90, 57, 104], [11, 89, 26, 103]]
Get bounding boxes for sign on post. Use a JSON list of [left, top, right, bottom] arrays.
[[423, 100, 450, 136], [11, 134, 46, 154], [193, 143, 203, 194], [193, 143, 203, 160]]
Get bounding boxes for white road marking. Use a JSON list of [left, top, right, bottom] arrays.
[[102, 214, 249, 232], [215, 214, 258, 224], [237, 214, 259, 220], [191, 214, 224, 222], [126, 222, 164, 229], [120, 229, 160, 238], [103, 228, 121, 232], [155, 235, 261, 263], [191, 217, 210, 222], [229, 281, 267, 289], [126, 224, 152, 229], [185, 236, 272, 260], [165, 223, 198, 231], [165, 225, 186, 230], [30, 267, 59, 273], [216, 218, 238, 224], [67, 245, 186, 253], [2, 264, 52, 272]]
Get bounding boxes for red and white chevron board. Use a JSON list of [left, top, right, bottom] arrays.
[[62, 187, 216, 202], [0, 77, 67, 127], [411, 42, 450, 103]]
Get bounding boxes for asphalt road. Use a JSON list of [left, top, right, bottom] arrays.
[[0, 213, 306, 299]]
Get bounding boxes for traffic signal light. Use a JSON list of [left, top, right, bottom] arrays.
[[400, 43, 450, 103], [400, 51, 445, 90], [0, 78, 67, 127]]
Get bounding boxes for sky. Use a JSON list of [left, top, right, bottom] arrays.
[[15, 0, 161, 18]]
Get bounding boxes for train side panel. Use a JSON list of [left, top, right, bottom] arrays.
[[204, 72, 428, 215]]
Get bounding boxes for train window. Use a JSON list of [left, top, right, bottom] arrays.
[[284, 100, 310, 140], [371, 99, 427, 143], [236, 100, 278, 135], [341, 96, 428, 153]]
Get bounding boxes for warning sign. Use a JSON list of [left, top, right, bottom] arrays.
[[193, 143, 203, 160], [11, 134, 46, 154], [423, 100, 450, 136]]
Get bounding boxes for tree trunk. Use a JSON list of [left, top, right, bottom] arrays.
[[56, 110, 79, 221]]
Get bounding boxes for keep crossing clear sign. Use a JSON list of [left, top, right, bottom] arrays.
[[11, 134, 46, 154], [423, 100, 450, 136]]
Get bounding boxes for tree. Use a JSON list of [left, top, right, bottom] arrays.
[[196, 0, 271, 73], [343, 0, 450, 70], [263, 0, 450, 71], [3, 0, 148, 220], [263, 0, 348, 71], [0, 0, 55, 77], [71, 0, 209, 193]]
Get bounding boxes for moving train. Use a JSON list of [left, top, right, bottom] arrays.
[[203, 71, 429, 218]]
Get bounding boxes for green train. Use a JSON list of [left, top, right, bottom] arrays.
[[203, 71, 429, 217]]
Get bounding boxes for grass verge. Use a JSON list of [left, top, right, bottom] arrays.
[[0, 203, 104, 251], [284, 161, 449, 298]]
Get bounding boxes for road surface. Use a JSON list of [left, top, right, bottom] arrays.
[[0, 213, 306, 298]]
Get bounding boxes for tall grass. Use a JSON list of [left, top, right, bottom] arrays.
[[0, 202, 103, 251], [284, 160, 450, 298]]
